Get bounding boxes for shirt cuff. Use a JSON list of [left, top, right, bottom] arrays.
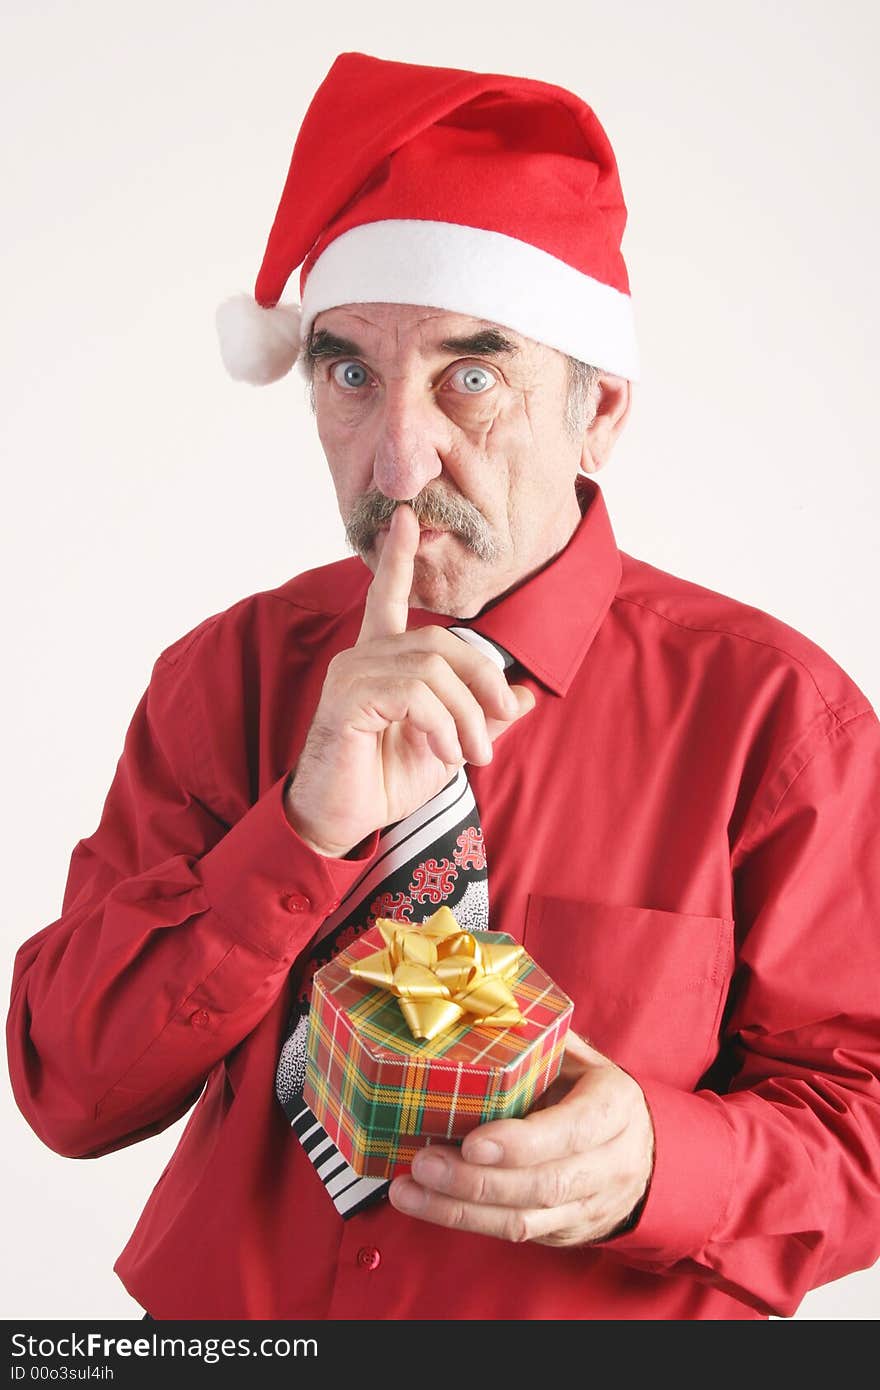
[[199, 772, 380, 960], [599, 1077, 735, 1266]]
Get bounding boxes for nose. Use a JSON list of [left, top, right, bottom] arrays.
[[371, 382, 445, 500]]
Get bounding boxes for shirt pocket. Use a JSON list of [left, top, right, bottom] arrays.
[[523, 896, 734, 1090]]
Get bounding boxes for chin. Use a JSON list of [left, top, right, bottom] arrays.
[[410, 568, 483, 618]]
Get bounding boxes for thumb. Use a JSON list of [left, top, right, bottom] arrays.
[[558, 1029, 609, 1080], [530, 1031, 607, 1112], [509, 683, 537, 717], [485, 683, 536, 743]]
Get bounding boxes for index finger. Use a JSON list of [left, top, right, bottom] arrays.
[[357, 504, 420, 644]]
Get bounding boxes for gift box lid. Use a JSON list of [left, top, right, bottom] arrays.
[[310, 923, 573, 1072]]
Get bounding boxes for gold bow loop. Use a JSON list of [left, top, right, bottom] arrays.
[[349, 906, 525, 1042]]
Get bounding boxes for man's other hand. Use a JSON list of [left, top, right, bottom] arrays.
[[388, 1031, 655, 1246]]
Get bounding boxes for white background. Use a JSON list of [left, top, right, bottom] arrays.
[[2, 0, 877, 1321]]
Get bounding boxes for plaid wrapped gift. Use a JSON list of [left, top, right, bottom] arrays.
[[302, 924, 573, 1179]]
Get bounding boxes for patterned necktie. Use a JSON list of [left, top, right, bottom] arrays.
[[274, 627, 516, 1218]]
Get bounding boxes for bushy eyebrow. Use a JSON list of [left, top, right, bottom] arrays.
[[305, 326, 519, 366], [439, 330, 518, 357], [305, 329, 364, 362]]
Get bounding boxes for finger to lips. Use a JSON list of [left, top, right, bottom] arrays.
[[355, 536, 534, 750], [357, 504, 420, 644], [352, 503, 535, 755]]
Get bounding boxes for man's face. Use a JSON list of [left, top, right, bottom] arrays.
[[306, 303, 612, 617]]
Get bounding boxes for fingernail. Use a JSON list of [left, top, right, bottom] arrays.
[[389, 1177, 427, 1213], [412, 1153, 449, 1188], [465, 1139, 503, 1165]]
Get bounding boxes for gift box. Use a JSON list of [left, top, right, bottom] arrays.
[[302, 910, 574, 1178]]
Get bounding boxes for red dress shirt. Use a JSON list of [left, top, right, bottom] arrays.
[[7, 478, 880, 1320]]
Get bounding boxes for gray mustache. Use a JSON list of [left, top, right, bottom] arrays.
[[345, 488, 500, 562]]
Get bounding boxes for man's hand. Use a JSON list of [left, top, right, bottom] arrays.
[[388, 1031, 655, 1246], [285, 504, 535, 857]]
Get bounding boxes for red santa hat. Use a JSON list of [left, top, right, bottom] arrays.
[[216, 52, 639, 385]]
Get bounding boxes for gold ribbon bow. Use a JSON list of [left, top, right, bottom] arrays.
[[349, 906, 525, 1042]]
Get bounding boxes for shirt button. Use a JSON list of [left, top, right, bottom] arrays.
[[356, 1246, 381, 1271], [189, 1009, 210, 1029], [282, 892, 311, 914]]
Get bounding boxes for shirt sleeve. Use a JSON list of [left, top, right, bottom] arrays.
[[604, 706, 880, 1317], [5, 649, 378, 1161]]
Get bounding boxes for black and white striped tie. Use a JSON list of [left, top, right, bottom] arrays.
[[274, 627, 516, 1218]]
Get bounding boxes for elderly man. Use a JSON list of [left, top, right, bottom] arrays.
[[8, 52, 880, 1321]]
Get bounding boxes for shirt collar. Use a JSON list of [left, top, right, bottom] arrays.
[[406, 477, 622, 696]]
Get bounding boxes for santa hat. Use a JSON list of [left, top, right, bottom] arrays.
[[216, 52, 639, 385]]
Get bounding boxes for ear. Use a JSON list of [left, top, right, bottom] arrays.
[[579, 373, 632, 474]]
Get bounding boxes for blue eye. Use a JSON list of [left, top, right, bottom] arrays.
[[449, 364, 496, 394], [332, 361, 369, 389]]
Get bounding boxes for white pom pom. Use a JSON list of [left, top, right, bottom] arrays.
[[215, 293, 302, 385]]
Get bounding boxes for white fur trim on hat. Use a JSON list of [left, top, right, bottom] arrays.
[[300, 220, 639, 380], [216, 294, 302, 385]]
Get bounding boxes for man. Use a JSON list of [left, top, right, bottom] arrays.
[[7, 52, 880, 1320]]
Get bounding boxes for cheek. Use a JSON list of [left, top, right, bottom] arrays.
[[315, 387, 376, 445], [315, 388, 375, 443], [479, 404, 535, 494], [498, 392, 575, 488], [481, 404, 570, 533], [316, 412, 376, 506]]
